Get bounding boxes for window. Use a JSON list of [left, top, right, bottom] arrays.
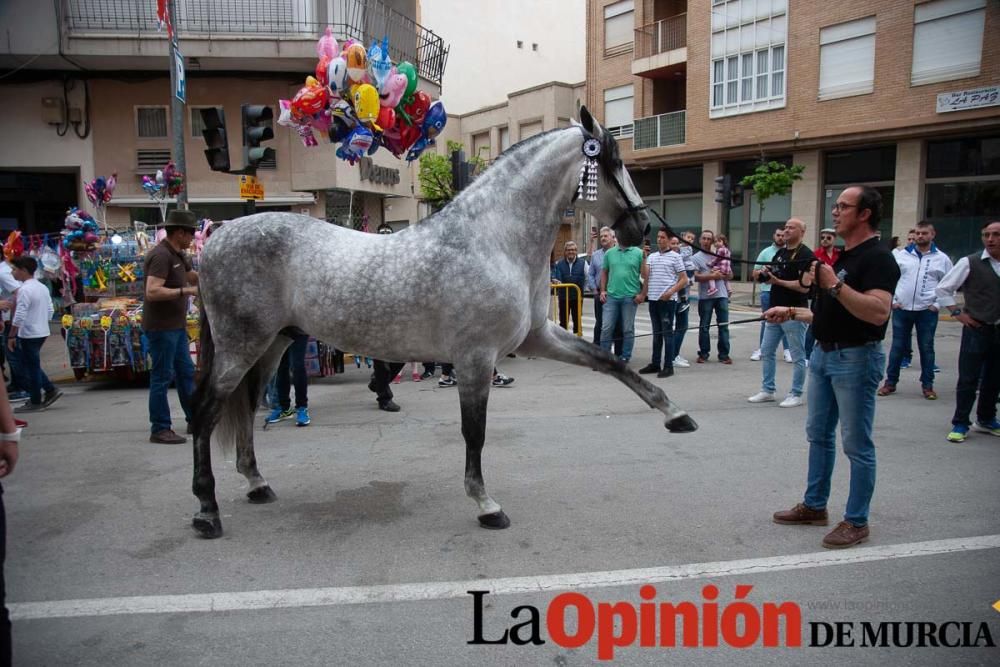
[[819, 17, 876, 100], [604, 1, 634, 52], [603, 84, 634, 138], [499, 127, 511, 152], [136, 107, 168, 138], [911, 0, 986, 86], [709, 0, 787, 117]]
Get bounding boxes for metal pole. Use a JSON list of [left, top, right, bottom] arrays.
[[168, 0, 188, 210]]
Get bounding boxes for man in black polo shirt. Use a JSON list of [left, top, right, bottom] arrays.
[[766, 185, 900, 549], [748, 217, 815, 408], [143, 210, 200, 444]]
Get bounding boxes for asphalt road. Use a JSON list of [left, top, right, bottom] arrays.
[[7, 303, 1000, 666]]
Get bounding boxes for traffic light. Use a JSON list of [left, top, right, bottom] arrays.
[[714, 174, 732, 207], [730, 182, 745, 209], [241, 104, 275, 172], [199, 107, 231, 172]]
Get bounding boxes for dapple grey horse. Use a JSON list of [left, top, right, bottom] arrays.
[[189, 107, 697, 538]]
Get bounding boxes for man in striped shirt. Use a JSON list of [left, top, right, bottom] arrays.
[[638, 229, 688, 378]]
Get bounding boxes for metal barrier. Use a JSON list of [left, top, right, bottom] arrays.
[[550, 283, 584, 337]]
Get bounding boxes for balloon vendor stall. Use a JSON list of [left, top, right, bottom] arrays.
[[279, 28, 448, 164]]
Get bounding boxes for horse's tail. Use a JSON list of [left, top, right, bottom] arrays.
[[192, 306, 271, 457]]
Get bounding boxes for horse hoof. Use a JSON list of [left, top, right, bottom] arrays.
[[192, 514, 224, 539], [478, 511, 511, 530], [666, 413, 698, 433], [247, 486, 278, 504]]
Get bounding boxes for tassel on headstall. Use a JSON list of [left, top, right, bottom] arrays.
[[578, 137, 602, 202]]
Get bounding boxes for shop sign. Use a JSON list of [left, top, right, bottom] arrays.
[[239, 175, 264, 201], [359, 157, 401, 186], [936, 86, 1000, 114]]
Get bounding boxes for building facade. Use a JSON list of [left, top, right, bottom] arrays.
[[587, 0, 1000, 275], [0, 0, 449, 234]]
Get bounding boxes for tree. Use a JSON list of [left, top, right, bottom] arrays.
[[740, 160, 805, 262], [417, 140, 487, 209]]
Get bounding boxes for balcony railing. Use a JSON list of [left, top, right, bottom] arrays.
[[633, 13, 687, 59], [633, 111, 685, 149], [64, 0, 449, 84]]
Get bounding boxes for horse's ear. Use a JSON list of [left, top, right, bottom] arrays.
[[579, 105, 604, 138]]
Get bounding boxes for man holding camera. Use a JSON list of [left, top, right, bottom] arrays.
[[767, 186, 899, 549], [749, 218, 814, 408]]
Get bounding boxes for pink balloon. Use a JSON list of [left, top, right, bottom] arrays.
[[379, 67, 407, 108]]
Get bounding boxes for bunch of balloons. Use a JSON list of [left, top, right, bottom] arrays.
[[84, 173, 117, 231], [63, 207, 102, 251], [142, 161, 185, 222], [278, 27, 447, 165]]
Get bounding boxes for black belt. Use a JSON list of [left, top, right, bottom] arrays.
[[817, 341, 870, 352]]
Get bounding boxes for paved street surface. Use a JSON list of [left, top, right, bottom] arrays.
[[8, 297, 1000, 665]]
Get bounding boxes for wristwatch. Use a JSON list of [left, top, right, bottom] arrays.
[[950, 308, 963, 318], [828, 280, 844, 298]]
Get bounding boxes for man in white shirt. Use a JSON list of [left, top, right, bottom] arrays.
[[638, 229, 688, 378], [8, 257, 61, 412], [0, 260, 24, 398], [879, 221, 953, 401]]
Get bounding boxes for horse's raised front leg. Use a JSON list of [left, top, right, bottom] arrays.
[[518, 321, 698, 433], [457, 358, 510, 529]]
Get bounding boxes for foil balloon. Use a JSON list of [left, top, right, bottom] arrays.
[[396, 61, 418, 106], [382, 116, 422, 157], [376, 105, 396, 133], [379, 66, 407, 108], [316, 26, 338, 59], [279, 99, 318, 146], [336, 125, 374, 164], [291, 76, 329, 119], [327, 114, 352, 143], [422, 100, 447, 142], [367, 37, 392, 92], [351, 83, 381, 129], [399, 90, 430, 127], [344, 43, 368, 83], [327, 56, 349, 97], [315, 55, 331, 86]]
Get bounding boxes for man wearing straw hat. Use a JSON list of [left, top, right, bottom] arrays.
[[142, 210, 199, 444]]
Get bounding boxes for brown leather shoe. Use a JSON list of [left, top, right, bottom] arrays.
[[922, 387, 937, 400], [150, 429, 186, 444], [773, 503, 829, 525], [822, 521, 869, 549], [877, 383, 895, 396]]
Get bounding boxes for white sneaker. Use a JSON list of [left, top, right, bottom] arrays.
[[779, 394, 803, 408], [750, 349, 762, 361], [783, 350, 793, 363], [748, 392, 776, 403], [673, 355, 690, 368]]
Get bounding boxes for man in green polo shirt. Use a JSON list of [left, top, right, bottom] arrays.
[[599, 242, 646, 362]]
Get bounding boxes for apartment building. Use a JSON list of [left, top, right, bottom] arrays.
[[587, 0, 1000, 274], [0, 0, 449, 234]]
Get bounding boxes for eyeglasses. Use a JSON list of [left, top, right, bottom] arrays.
[[832, 202, 859, 212]]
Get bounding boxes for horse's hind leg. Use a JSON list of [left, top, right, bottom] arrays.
[[457, 357, 510, 529], [237, 337, 289, 504], [518, 322, 698, 433]]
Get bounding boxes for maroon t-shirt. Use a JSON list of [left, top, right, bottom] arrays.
[[141, 240, 193, 331]]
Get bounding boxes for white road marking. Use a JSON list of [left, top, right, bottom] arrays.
[[12, 534, 1000, 620]]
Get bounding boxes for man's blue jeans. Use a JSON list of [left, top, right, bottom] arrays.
[[804, 343, 884, 527], [758, 291, 788, 350], [146, 329, 194, 434], [600, 296, 637, 361], [648, 300, 679, 369], [16, 337, 55, 405], [885, 308, 938, 389], [761, 320, 808, 396], [697, 297, 730, 361]]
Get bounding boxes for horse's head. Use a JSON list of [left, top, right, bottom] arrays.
[[572, 106, 649, 248]]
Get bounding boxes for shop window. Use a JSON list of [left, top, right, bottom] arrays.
[[911, 0, 986, 86], [926, 136, 1000, 179], [630, 169, 661, 198], [924, 182, 1000, 260], [662, 165, 703, 195], [825, 145, 896, 184], [818, 16, 876, 100]]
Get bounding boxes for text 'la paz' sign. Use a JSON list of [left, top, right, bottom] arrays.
[[239, 175, 264, 201]]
